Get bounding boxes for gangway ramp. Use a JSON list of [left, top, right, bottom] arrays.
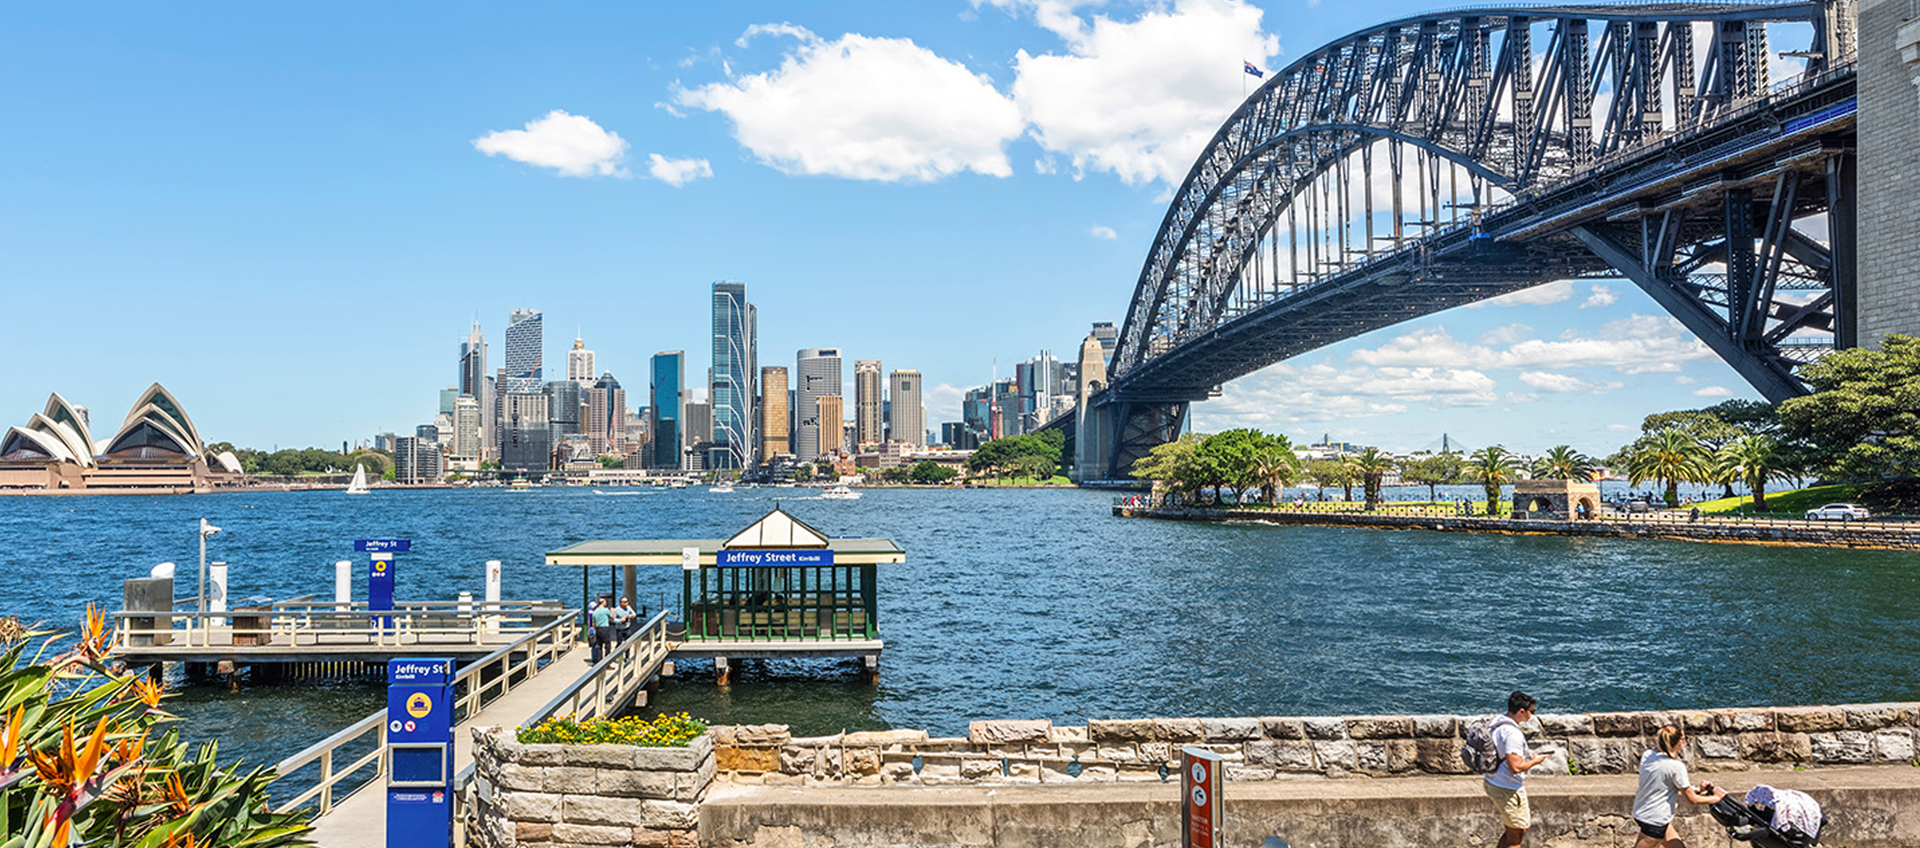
[[291, 612, 675, 848]]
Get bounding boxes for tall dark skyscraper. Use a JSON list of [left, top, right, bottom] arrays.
[[650, 351, 685, 470], [710, 282, 754, 470], [795, 347, 841, 461], [504, 308, 543, 393]]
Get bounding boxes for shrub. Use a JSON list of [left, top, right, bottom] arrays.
[[516, 712, 707, 747]]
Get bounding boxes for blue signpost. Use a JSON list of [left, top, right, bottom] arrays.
[[386, 657, 454, 848], [715, 549, 834, 566], [356, 539, 409, 628]]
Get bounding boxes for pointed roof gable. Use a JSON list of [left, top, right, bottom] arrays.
[[724, 506, 831, 549]]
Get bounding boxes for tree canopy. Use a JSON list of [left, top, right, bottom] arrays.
[[1778, 334, 1920, 481]]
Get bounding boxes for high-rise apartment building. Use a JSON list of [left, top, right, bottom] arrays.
[[710, 282, 755, 470], [459, 322, 494, 460], [501, 392, 552, 471], [452, 396, 482, 460], [649, 352, 685, 470], [888, 369, 924, 448], [394, 436, 444, 484], [567, 337, 595, 387], [853, 360, 883, 447], [504, 309, 543, 393], [585, 372, 626, 457], [544, 380, 582, 447], [795, 348, 841, 460], [759, 366, 790, 459], [816, 395, 844, 457]]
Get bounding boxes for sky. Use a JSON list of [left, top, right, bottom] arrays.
[[0, 0, 1776, 457]]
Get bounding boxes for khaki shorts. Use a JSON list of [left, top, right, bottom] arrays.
[[1483, 781, 1530, 830]]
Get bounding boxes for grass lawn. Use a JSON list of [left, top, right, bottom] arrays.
[[966, 475, 1073, 486], [1690, 483, 1869, 516]]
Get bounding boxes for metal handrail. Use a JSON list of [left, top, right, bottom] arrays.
[[110, 602, 568, 651], [272, 609, 581, 815], [526, 611, 672, 726]]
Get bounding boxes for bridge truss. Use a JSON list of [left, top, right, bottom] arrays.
[[1089, 1, 1859, 480]]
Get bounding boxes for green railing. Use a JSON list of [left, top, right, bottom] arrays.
[[682, 563, 876, 641]]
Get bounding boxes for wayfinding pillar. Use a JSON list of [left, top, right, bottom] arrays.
[[386, 657, 454, 848]]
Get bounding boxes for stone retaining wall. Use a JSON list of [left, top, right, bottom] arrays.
[[470, 727, 714, 848], [1116, 504, 1920, 550], [708, 703, 1920, 787]]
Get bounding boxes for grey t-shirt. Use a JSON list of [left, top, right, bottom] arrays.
[[1633, 750, 1690, 825]]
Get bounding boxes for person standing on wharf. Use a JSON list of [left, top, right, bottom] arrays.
[[1486, 691, 1549, 847]]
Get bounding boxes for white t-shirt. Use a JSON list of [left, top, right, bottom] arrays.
[[1485, 717, 1528, 791], [1633, 750, 1690, 826]]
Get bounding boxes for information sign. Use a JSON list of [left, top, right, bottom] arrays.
[[355, 539, 412, 553], [716, 549, 834, 567], [368, 552, 395, 627], [386, 658, 453, 848], [1182, 747, 1223, 848]]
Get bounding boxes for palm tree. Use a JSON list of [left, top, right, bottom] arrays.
[[1348, 447, 1396, 510], [1467, 446, 1519, 515], [1530, 445, 1596, 480], [1624, 429, 1711, 508], [1309, 458, 1358, 502], [1252, 445, 1302, 505], [1714, 434, 1797, 512]]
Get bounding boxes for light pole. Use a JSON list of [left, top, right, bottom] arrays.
[[197, 519, 222, 613]]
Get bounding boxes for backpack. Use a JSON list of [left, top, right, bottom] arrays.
[[1460, 716, 1513, 774]]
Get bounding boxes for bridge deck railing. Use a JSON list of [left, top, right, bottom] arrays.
[[270, 609, 581, 816]]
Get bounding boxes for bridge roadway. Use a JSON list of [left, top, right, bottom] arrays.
[[294, 612, 676, 848]]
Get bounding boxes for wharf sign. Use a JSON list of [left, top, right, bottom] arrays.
[[716, 549, 834, 567], [1182, 747, 1223, 848], [358, 539, 409, 627]]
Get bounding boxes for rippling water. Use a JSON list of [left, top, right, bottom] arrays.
[[3, 485, 1916, 761]]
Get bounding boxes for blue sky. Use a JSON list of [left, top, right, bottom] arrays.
[[0, 0, 1766, 457]]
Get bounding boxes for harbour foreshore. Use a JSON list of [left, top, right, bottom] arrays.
[[1113, 502, 1920, 550], [474, 702, 1920, 847]]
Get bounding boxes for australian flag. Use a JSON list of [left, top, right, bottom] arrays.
[[1243, 60, 1264, 78]]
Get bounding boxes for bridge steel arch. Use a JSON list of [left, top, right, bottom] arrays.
[[1082, 0, 1859, 482]]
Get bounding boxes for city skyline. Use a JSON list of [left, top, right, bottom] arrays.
[[1, 1, 1782, 457]]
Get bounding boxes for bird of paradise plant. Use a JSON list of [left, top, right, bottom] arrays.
[[0, 608, 312, 848]]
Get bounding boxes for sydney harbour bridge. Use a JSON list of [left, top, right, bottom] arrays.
[[1068, 0, 1861, 482]]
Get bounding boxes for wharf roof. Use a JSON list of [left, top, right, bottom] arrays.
[[545, 505, 904, 567]]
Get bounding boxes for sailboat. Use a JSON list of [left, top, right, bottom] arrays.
[[345, 464, 371, 495]]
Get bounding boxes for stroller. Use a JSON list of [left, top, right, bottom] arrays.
[[1708, 785, 1823, 848]]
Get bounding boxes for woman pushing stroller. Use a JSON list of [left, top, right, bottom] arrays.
[[1631, 724, 1727, 847]]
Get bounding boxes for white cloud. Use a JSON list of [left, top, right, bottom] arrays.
[[1581, 284, 1618, 309], [646, 154, 713, 187], [1197, 359, 1499, 429], [1492, 314, 1714, 373], [1607, 423, 1636, 432], [1470, 280, 1575, 308], [1517, 371, 1623, 393], [675, 26, 1023, 182], [1350, 325, 1490, 367], [1006, 0, 1279, 186], [1479, 324, 1532, 345], [1693, 386, 1734, 398], [1090, 225, 1118, 240], [925, 383, 969, 424], [473, 110, 630, 178], [1674, 375, 1698, 385]]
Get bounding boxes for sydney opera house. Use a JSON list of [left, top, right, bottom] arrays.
[[0, 384, 243, 493]]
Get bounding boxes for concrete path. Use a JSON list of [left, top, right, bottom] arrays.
[[307, 648, 591, 847]]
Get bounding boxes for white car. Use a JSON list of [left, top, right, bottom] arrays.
[[1804, 503, 1870, 521]]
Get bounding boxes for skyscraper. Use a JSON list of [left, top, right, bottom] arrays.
[[794, 348, 841, 461], [759, 366, 789, 459], [710, 282, 755, 470], [649, 352, 685, 470], [684, 399, 712, 458], [504, 309, 543, 393], [816, 395, 844, 456], [567, 336, 595, 387], [452, 396, 482, 460], [544, 379, 582, 446], [888, 369, 924, 448], [585, 373, 625, 457], [853, 360, 882, 447], [1090, 321, 1119, 367], [458, 322, 493, 460], [501, 392, 552, 471]]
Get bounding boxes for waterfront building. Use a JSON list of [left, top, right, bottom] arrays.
[[795, 348, 841, 461], [710, 281, 756, 470], [853, 360, 883, 447], [393, 435, 444, 484], [817, 395, 845, 458], [887, 369, 925, 449], [0, 385, 243, 492], [452, 396, 482, 462], [504, 308, 543, 393], [685, 399, 713, 460], [567, 336, 595, 387], [760, 366, 790, 460], [586, 372, 626, 458], [501, 392, 552, 471], [650, 352, 685, 470]]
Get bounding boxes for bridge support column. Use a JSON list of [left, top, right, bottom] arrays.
[[1073, 400, 1115, 484]]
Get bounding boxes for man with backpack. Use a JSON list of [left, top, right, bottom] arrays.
[[1474, 691, 1549, 847]]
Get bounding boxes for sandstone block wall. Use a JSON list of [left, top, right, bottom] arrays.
[[470, 727, 715, 848], [1860, 0, 1920, 346], [708, 703, 1920, 787]]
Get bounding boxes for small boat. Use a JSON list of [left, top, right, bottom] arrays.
[[509, 478, 534, 489], [820, 485, 861, 500], [345, 465, 370, 495], [669, 479, 688, 489], [709, 483, 735, 494]]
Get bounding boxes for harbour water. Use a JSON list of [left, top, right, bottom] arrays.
[[4, 485, 1917, 770]]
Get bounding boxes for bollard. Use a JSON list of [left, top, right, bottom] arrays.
[[208, 562, 228, 625], [484, 560, 502, 634], [335, 560, 352, 611]]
